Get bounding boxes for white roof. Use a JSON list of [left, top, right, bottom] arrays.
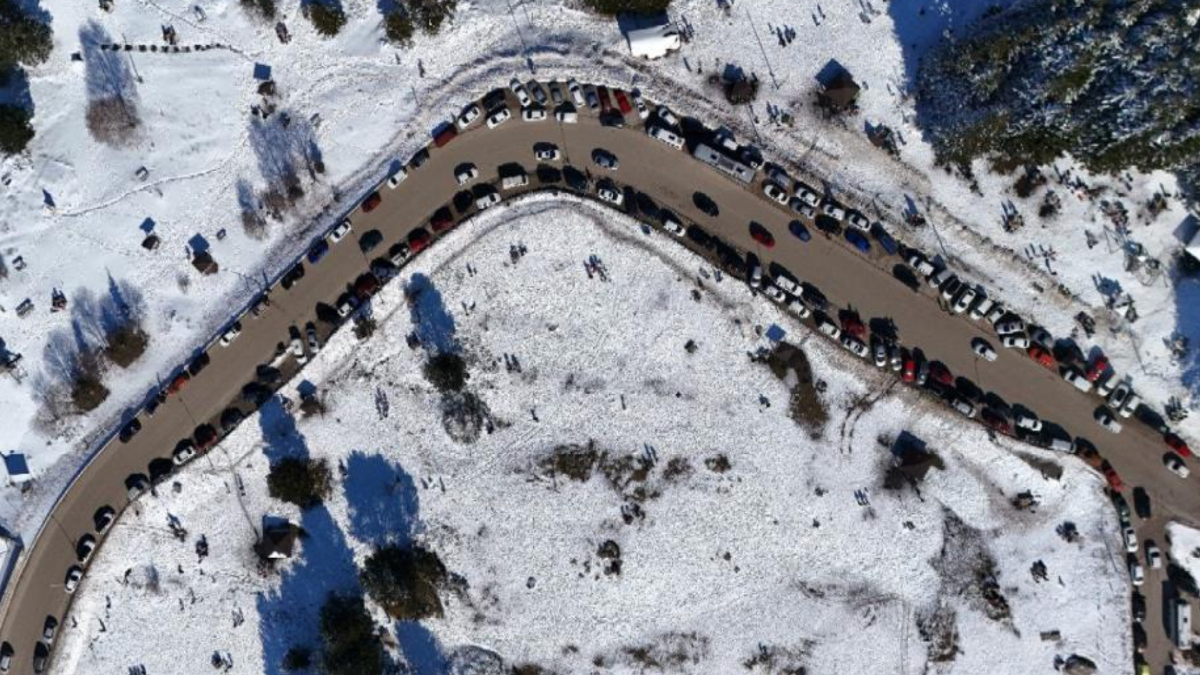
[[626, 25, 681, 60]]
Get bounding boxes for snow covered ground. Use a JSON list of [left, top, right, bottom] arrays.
[[49, 198, 1130, 674], [1168, 522, 1200, 585], [1, 0, 1194, 634]]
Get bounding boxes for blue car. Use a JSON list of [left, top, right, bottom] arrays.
[[845, 229, 871, 253], [871, 223, 898, 255], [307, 240, 330, 264], [788, 219, 812, 242]]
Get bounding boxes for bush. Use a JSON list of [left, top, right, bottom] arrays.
[[423, 352, 467, 392], [360, 544, 447, 620], [353, 315, 376, 340], [0, 103, 34, 154], [240, 0, 276, 19], [71, 373, 109, 411], [104, 325, 148, 368], [408, 0, 456, 35], [384, 7, 414, 46], [319, 593, 382, 675], [583, 0, 670, 16], [306, 2, 346, 36], [267, 457, 331, 508]]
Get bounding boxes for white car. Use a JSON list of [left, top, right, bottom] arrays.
[[1130, 559, 1145, 586], [656, 105, 680, 127], [773, 276, 800, 296], [907, 253, 936, 278], [631, 90, 650, 119], [971, 338, 997, 362], [1124, 527, 1138, 553], [336, 295, 359, 319], [1108, 382, 1134, 411], [328, 218, 352, 243], [872, 341, 888, 368], [597, 186, 623, 206], [661, 218, 685, 237], [455, 164, 479, 185], [387, 168, 409, 188], [841, 335, 869, 358], [821, 202, 846, 221], [1119, 392, 1140, 418], [534, 145, 560, 161], [951, 397, 977, 419], [951, 287, 976, 315], [790, 198, 816, 219], [305, 323, 321, 353], [476, 192, 501, 210], [521, 107, 547, 122], [763, 284, 788, 304], [796, 188, 820, 207], [567, 79, 585, 107], [984, 304, 1007, 324], [1062, 368, 1093, 393], [968, 297, 994, 321], [1095, 371, 1118, 397], [647, 125, 685, 150], [847, 212, 870, 232], [763, 182, 790, 205], [456, 104, 481, 129], [1146, 542, 1162, 569], [486, 107, 512, 129], [173, 442, 196, 465], [1094, 407, 1123, 434], [788, 299, 811, 319], [1166, 454, 1190, 478], [817, 318, 841, 340], [289, 333, 307, 365], [555, 108, 578, 124], [76, 535, 96, 564], [1014, 412, 1042, 432], [748, 264, 763, 288], [64, 566, 83, 594], [219, 322, 242, 347], [995, 319, 1026, 337], [509, 78, 532, 107]]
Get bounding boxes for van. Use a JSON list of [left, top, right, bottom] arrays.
[[501, 174, 529, 190], [1048, 437, 1074, 453], [647, 125, 685, 150]]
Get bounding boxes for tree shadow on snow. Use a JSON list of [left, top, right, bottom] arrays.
[[394, 621, 447, 675], [78, 21, 138, 104], [344, 451, 419, 546], [256, 399, 361, 675], [1175, 274, 1200, 396], [406, 273, 458, 355]]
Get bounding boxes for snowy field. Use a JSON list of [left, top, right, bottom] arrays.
[[2, 0, 1198, 564], [49, 198, 1130, 674]]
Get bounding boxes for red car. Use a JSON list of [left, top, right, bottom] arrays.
[[433, 126, 457, 148], [1026, 344, 1056, 369], [430, 207, 455, 234], [1085, 355, 1110, 382], [167, 371, 191, 394], [902, 357, 917, 383], [596, 86, 613, 113], [613, 89, 633, 115], [1101, 461, 1124, 491], [1166, 432, 1193, 458], [193, 423, 218, 452], [748, 221, 775, 248], [354, 273, 381, 299], [407, 228, 432, 253], [361, 191, 382, 213], [839, 315, 865, 340]]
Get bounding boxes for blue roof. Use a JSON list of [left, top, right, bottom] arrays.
[[3, 453, 30, 478]]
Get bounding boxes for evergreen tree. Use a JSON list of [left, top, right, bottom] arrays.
[[0, 103, 33, 154], [306, 2, 346, 37], [360, 544, 447, 621], [384, 7, 414, 46], [408, 0, 456, 35], [0, 0, 52, 72], [319, 593, 382, 675]]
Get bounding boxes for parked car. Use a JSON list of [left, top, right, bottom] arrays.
[[907, 253, 936, 277], [118, 418, 142, 443], [847, 212, 870, 232], [555, 108, 578, 124], [521, 107, 548, 122], [1146, 541, 1163, 569], [528, 80, 548, 105], [94, 506, 116, 533], [951, 287, 976, 315], [1014, 411, 1042, 432], [821, 200, 846, 221], [950, 397, 977, 419], [845, 229, 870, 253], [1166, 453, 1190, 478], [455, 163, 479, 185], [328, 219, 352, 244], [567, 79, 585, 106], [816, 316, 841, 340], [288, 326, 306, 364], [1001, 333, 1030, 349], [788, 299, 811, 319], [1061, 367, 1094, 393], [788, 220, 812, 242], [763, 182, 789, 205], [631, 89, 650, 119], [762, 284, 788, 304], [1124, 527, 1139, 553], [648, 125, 685, 150], [76, 534, 97, 564], [193, 423, 218, 451], [509, 77, 532, 107], [456, 104, 481, 129], [981, 407, 1011, 433], [281, 262, 305, 289], [307, 240, 330, 264], [1108, 382, 1134, 411], [1129, 557, 1145, 586], [971, 338, 997, 362], [592, 149, 619, 170], [173, 439, 196, 465], [841, 335, 869, 358], [357, 229, 384, 253], [486, 107, 512, 128], [749, 221, 775, 248], [220, 407, 244, 433], [360, 191, 382, 213], [661, 216, 685, 237], [64, 566, 83, 594], [1094, 407, 1123, 434], [968, 297, 994, 321], [1165, 432, 1193, 457], [41, 616, 58, 645], [597, 184, 624, 206], [534, 144, 561, 161], [656, 105, 680, 127], [219, 322, 242, 347], [995, 317, 1026, 335], [872, 340, 888, 368]]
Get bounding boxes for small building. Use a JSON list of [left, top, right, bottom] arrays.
[[255, 517, 300, 560], [3, 453, 32, 486], [818, 70, 860, 113], [191, 250, 218, 275], [626, 25, 682, 60]]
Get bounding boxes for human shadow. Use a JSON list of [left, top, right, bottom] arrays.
[[256, 398, 360, 675]]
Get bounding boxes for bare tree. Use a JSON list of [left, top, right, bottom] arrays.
[[80, 22, 142, 146]]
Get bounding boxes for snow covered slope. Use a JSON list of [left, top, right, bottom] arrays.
[[49, 198, 1129, 674]]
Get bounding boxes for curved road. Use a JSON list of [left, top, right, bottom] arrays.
[[2, 83, 1192, 674]]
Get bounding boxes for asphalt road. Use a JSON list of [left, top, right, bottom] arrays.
[[1, 83, 1191, 674]]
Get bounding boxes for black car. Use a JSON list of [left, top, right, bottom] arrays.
[[358, 229, 384, 253], [562, 165, 589, 192], [256, 364, 282, 384], [800, 283, 828, 312], [242, 382, 273, 406], [409, 147, 430, 169], [1132, 487, 1152, 519], [281, 262, 305, 290], [692, 191, 719, 217], [1131, 591, 1146, 623], [118, 418, 142, 443], [187, 352, 211, 377], [814, 214, 842, 236], [220, 407, 245, 432]]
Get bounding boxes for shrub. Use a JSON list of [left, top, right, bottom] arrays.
[[360, 544, 447, 621], [384, 7, 414, 46], [71, 373, 109, 411], [306, 2, 346, 37], [104, 325, 148, 368], [408, 0, 456, 35], [423, 352, 466, 392], [319, 593, 382, 675], [583, 0, 670, 16], [267, 457, 331, 508], [353, 315, 376, 340], [0, 104, 34, 154]]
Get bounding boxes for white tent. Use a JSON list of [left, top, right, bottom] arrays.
[[626, 25, 681, 60]]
